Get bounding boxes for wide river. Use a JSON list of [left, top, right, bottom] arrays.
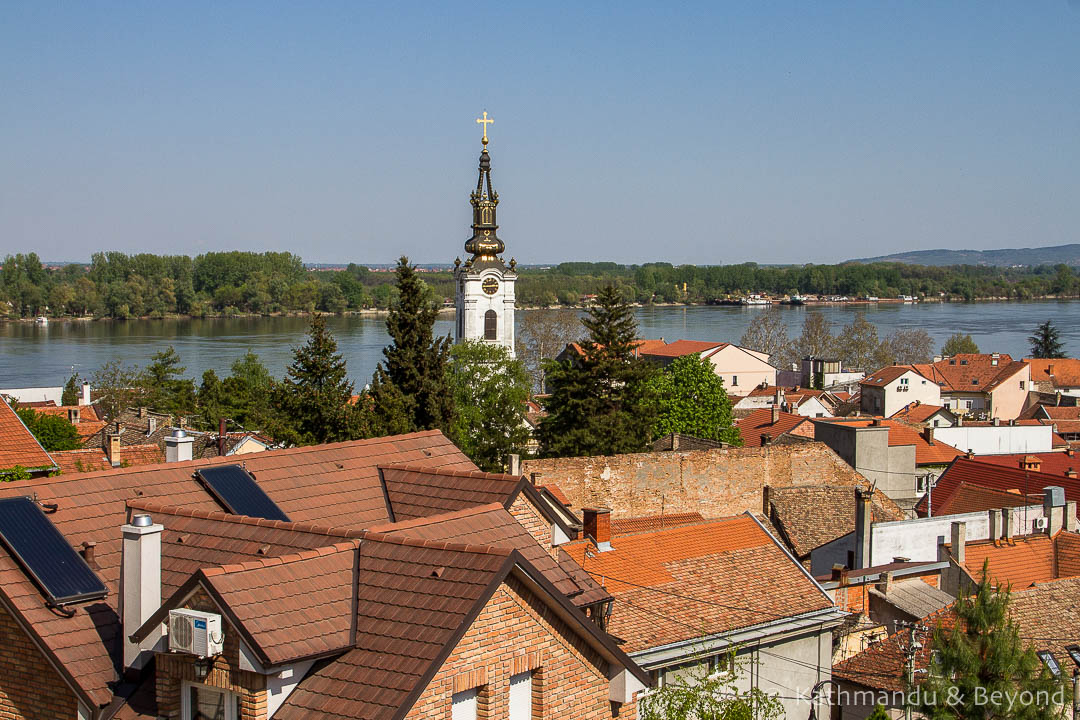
[[1, 301, 1077, 389]]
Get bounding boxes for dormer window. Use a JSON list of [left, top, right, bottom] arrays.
[[949, 359, 956, 365], [960, 359, 968, 366], [971, 379, 979, 385]]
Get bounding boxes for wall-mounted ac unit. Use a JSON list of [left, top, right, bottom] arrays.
[[168, 609, 224, 657], [1034, 517, 1049, 531]]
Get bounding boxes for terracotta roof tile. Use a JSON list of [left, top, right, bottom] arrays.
[[915, 354, 1028, 393], [860, 366, 923, 387], [380, 465, 523, 521], [917, 457, 1080, 515], [1026, 359, 1080, 389], [737, 408, 812, 447], [890, 402, 953, 424], [971, 452, 1080, 480], [0, 396, 55, 472], [638, 339, 728, 358], [610, 512, 705, 536], [960, 535, 1059, 588], [766, 485, 905, 557], [562, 515, 834, 653], [929, 481, 1043, 516]]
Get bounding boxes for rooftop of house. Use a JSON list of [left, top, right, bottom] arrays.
[[928, 480, 1044, 516], [561, 514, 837, 653], [816, 418, 965, 465], [50, 443, 164, 474], [609, 511, 706, 536], [951, 531, 1080, 589], [910, 354, 1028, 394], [637, 339, 728, 358], [972, 451, 1080, 479], [765, 485, 905, 558], [869, 579, 954, 619], [736, 408, 812, 447], [860, 365, 923, 387], [560, 338, 667, 360], [916, 457, 1080, 516], [1026, 358, 1080, 388], [0, 396, 56, 473], [889, 402, 954, 425]]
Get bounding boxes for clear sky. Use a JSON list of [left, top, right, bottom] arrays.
[[2, 2, 1078, 266]]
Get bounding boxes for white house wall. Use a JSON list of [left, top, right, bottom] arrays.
[[933, 425, 1053, 455]]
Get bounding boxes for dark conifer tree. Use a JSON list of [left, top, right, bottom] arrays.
[[272, 314, 362, 445], [538, 284, 656, 457], [1029, 320, 1066, 359], [61, 372, 80, 406], [367, 257, 454, 435]]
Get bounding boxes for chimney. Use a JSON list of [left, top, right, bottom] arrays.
[[177, 416, 187, 429], [988, 509, 1001, 541], [993, 417, 1000, 427], [762, 485, 772, 516], [582, 507, 612, 551], [1068, 448, 1076, 458], [855, 488, 873, 569], [966, 449, 975, 460], [530, 472, 540, 485], [80, 381, 90, 406], [1068, 468, 1078, 480], [147, 416, 157, 435], [80, 541, 97, 566], [871, 418, 882, 427], [1044, 486, 1066, 535], [164, 429, 194, 463], [875, 570, 893, 595], [957, 415, 963, 427], [922, 427, 934, 445], [670, 434, 679, 451], [1002, 508, 1015, 541], [67, 407, 80, 425], [138, 407, 147, 419], [120, 513, 163, 671], [218, 417, 227, 457], [771, 405, 780, 424], [114, 421, 123, 435], [1049, 363, 1055, 377], [951, 521, 967, 564], [831, 564, 848, 584], [508, 453, 521, 476], [105, 433, 122, 468], [1066, 501, 1077, 533]]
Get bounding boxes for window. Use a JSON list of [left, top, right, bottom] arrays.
[[508, 671, 533, 720], [971, 378, 979, 385], [1066, 645, 1080, 667], [484, 310, 497, 341], [900, 378, 909, 385], [183, 683, 240, 720], [1020, 381, 1025, 390], [1038, 651, 1061, 677], [731, 375, 738, 387], [960, 359, 968, 366], [966, 400, 972, 409], [452, 687, 478, 720]]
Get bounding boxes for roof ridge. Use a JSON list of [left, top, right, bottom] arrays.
[[365, 502, 507, 533], [202, 539, 360, 576], [360, 530, 514, 556], [126, 499, 367, 537], [379, 463, 522, 482]]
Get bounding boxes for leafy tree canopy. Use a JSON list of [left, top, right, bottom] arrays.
[[639, 649, 784, 720], [16, 408, 81, 452], [646, 354, 742, 445], [942, 332, 980, 356]]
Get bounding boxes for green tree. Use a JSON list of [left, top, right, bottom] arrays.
[[15, 408, 81, 452], [367, 257, 454, 435], [61, 373, 80, 406], [645, 354, 741, 445], [639, 650, 784, 720], [271, 315, 362, 445], [866, 705, 891, 720], [140, 346, 197, 416], [914, 561, 1069, 720], [447, 341, 531, 472], [1029, 320, 1066, 359], [537, 284, 657, 457], [942, 332, 980, 356], [90, 360, 142, 421]]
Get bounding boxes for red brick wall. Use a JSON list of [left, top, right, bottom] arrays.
[[406, 575, 637, 720], [522, 443, 865, 520], [508, 496, 559, 560], [0, 602, 78, 720], [155, 589, 268, 720]]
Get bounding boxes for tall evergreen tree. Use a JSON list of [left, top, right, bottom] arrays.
[[271, 315, 362, 445], [367, 257, 454, 435], [140, 346, 197, 416], [537, 284, 656, 457], [1029, 320, 1066, 359], [61, 372, 80, 406]]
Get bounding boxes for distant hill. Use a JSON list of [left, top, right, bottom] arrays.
[[848, 243, 1080, 267]]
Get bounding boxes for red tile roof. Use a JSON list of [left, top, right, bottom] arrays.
[[917, 457, 1080, 516], [960, 535, 1059, 588], [562, 514, 835, 653], [973, 451, 1080, 479], [860, 365, 922, 387], [766, 485, 904, 557], [928, 481, 1043, 516], [889, 402, 952, 424], [913, 354, 1028, 393], [737, 408, 812, 447], [380, 465, 525, 521], [35, 405, 100, 422], [610, 512, 705, 536], [0, 396, 55, 473], [638, 339, 728, 358], [1026, 358, 1080, 388], [818, 419, 964, 465]]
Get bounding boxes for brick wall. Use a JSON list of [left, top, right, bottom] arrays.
[[0, 602, 78, 720], [508, 495, 558, 559], [406, 574, 637, 720], [155, 589, 268, 720], [522, 443, 865, 520]]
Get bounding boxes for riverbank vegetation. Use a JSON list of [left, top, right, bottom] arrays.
[[3, 251, 1079, 320]]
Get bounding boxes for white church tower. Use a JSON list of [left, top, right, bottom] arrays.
[[454, 112, 517, 357]]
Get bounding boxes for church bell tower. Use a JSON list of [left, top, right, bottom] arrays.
[[454, 112, 517, 356]]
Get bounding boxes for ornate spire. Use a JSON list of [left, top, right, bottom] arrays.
[[464, 112, 504, 262]]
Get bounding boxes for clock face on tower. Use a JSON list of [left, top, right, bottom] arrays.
[[482, 277, 499, 295]]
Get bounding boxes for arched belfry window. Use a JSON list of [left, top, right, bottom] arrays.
[[484, 310, 498, 341]]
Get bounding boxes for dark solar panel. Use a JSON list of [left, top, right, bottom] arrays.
[[0, 497, 108, 607], [195, 465, 290, 522]]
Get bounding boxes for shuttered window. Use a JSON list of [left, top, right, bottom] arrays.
[[451, 688, 478, 720], [508, 671, 532, 720]]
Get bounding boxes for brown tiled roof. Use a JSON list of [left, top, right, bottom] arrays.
[[562, 514, 835, 653], [860, 366, 922, 387], [917, 457, 1080, 516], [538, 483, 569, 505], [35, 405, 100, 422], [53, 443, 168, 474], [650, 432, 729, 451], [929, 481, 1043, 516], [368, 503, 610, 607], [0, 396, 55, 472], [889, 402, 952, 424], [957, 532, 1080, 589], [971, 452, 1080, 480], [1026, 359, 1080, 389], [610, 512, 705, 536], [380, 465, 524, 522], [833, 608, 953, 692], [914, 354, 1028, 393], [736, 408, 812, 447], [766, 485, 904, 558], [639, 339, 727, 358]]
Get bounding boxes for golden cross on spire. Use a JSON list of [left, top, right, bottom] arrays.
[[476, 111, 493, 146]]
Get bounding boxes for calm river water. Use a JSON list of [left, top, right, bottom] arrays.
[[1, 301, 1077, 388]]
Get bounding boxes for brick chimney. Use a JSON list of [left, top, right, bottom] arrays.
[[582, 508, 612, 552], [67, 407, 80, 425], [762, 485, 772, 516], [875, 570, 893, 595], [1020, 456, 1042, 473], [138, 407, 147, 419], [147, 416, 157, 435], [771, 404, 780, 424], [966, 449, 975, 460], [1049, 363, 1056, 377], [872, 418, 882, 427], [120, 513, 162, 671], [951, 521, 966, 564], [1002, 507, 1014, 541], [105, 433, 121, 468], [855, 488, 873, 569], [217, 417, 227, 457], [922, 426, 934, 445], [1067, 468, 1078, 480]]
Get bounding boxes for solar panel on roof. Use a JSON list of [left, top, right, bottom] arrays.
[[0, 496, 108, 607], [195, 465, 290, 522]]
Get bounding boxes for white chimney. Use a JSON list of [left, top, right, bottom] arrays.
[[120, 514, 162, 670], [164, 429, 193, 463], [80, 381, 91, 406], [147, 417, 157, 436]]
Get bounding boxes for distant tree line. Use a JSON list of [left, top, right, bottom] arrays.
[[3, 251, 1079, 319]]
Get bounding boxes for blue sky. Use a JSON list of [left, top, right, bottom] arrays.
[[1, 2, 1078, 265]]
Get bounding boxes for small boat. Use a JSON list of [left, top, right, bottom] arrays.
[[741, 294, 773, 306], [34, 316, 48, 325]]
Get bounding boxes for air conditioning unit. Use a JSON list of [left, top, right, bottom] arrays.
[[1034, 517, 1049, 531], [168, 609, 224, 657]]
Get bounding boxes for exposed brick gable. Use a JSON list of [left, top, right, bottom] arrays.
[[0, 602, 78, 720]]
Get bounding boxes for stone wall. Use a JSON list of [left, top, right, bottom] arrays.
[[522, 442, 865, 520]]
